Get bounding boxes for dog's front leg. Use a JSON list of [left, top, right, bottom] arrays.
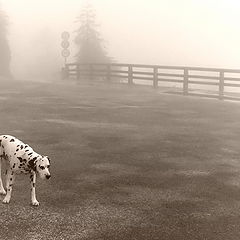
[[30, 172, 39, 206], [3, 170, 15, 204], [0, 159, 6, 195]]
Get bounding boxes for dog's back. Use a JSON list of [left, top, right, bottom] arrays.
[[0, 135, 25, 159]]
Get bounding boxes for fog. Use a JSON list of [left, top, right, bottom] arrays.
[[2, 0, 240, 79], [1, 1, 240, 237]]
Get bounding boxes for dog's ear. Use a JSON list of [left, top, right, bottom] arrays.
[[28, 159, 37, 171], [46, 156, 51, 163]]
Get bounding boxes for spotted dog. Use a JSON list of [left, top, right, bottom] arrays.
[[0, 135, 51, 206]]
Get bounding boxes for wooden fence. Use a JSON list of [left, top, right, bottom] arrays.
[[63, 63, 240, 100]]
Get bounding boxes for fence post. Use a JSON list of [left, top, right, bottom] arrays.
[[219, 71, 224, 100], [183, 68, 189, 95], [106, 64, 111, 83], [76, 64, 80, 80], [153, 66, 158, 88], [89, 64, 93, 81], [128, 65, 133, 85]]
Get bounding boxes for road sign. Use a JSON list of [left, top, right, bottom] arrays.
[[61, 40, 70, 49], [61, 31, 70, 65], [61, 31, 70, 40], [61, 49, 70, 58]]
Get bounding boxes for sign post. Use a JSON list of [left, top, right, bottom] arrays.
[[61, 31, 70, 79], [61, 31, 70, 64]]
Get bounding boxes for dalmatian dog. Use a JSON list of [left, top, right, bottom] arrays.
[[0, 135, 51, 206]]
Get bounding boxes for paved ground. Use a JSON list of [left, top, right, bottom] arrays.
[[0, 78, 240, 239]]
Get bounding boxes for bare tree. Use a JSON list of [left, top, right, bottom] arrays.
[[74, 3, 111, 64], [0, 6, 11, 77]]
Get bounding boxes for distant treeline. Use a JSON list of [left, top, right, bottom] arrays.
[[0, 7, 11, 77]]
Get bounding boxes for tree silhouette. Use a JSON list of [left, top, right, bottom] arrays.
[[0, 7, 11, 77], [74, 3, 111, 63]]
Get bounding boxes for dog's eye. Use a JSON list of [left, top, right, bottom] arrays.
[[40, 166, 45, 170]]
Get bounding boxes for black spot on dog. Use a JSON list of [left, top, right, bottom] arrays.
[[32, 157, 37, 161], [10, 178, 12, 181], [17, 145, 19, 147], [10, 139, 15, 142], [16, 149, 19, 152], [17, 157, 22, 161], [14, 153, 16, 155], [20, 145, 23, 150], [28, 152, 33, 156], [32, 183, 35, 188], [28, 159, 36, 171], [25, 149, 29, 152], [39, 166, 45, 170]]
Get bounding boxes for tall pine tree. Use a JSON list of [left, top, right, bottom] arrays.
[[74, 3, 111, 63], [0, 6, 11, 77]]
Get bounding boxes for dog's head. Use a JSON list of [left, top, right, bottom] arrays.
[[35, 156, 51, 180]]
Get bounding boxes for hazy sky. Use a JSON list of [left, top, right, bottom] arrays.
[[1, 0, 240, 77]]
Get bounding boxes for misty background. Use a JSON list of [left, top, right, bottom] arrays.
[[1, 0, 240, 79]]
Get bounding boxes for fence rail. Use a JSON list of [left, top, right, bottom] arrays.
[[63, 63, 240, 100]]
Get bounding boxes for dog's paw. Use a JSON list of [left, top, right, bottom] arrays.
[[2, 197, 10, 204], [0, 189, 6, 195], [32, 200, 40, 206]]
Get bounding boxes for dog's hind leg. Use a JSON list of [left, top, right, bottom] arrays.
[[0, 158, 6, 195]]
